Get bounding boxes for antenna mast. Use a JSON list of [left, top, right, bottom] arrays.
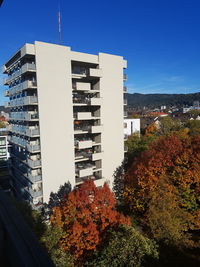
[[58, 1, 62, 44]]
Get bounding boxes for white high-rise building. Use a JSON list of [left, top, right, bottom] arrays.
[[3, 41, 127, 205]]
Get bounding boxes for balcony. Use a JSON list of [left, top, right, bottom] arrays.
[[89, 68, 102, 78], [8, 135, 40, 152], [4, 77, 10, 85], [124, 111, 128, 117], [4, 90, 9, 97], [21, 63, 36, 74], [9, 96, 38, 107], [74, 112, 92, 120], [8, 135, 27, 147], [2, 65, 7, 74], [73, 82, 91, 91], [74, 125, 91, 134], [10, 125, 39, 137], [10, 111, 39, 121], [29, 188, 43, 198], [26, 173, 42, 183], [73, 96, 102, 106], [94, 177, 106, 187], [5, 69, 22, 84], [27, 158, 41, 168], [25, 128, 40, 137], [91, 125, 103, 133], [124, 99, 127, 105], [76, 164, 94, 178], [26, 143, 40, 153], [9, 80, 37, 96], [124, 134, 128, 141], [89, 98, 102, 106], [75, 151, 92, 162], [4, 101, 10, 108], [123, 74, 128, 81], [71, 67, 88, 79], [73, 96, 90, 105], [123, 86, 127, 93], [92, 152, 103, 161], [75, 140, 93, 149]]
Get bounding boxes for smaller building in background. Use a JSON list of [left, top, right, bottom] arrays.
[[124, 118, 140, 138]]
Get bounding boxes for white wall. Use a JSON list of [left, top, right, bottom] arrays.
[[124, 118, 140, 136], [35, 41, 75, 202], [99, 53, 125, 188]]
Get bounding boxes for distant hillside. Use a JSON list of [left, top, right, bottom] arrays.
[[127, 92, 200, 109]]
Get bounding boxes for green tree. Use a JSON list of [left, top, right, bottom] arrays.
[[85, 226, 158, 267], [41, 226, 75, 267], [159, 117, 182, 135], [146, 178, 192, 247], [125, 134, 156, 165], [184, 120, 200, 136], [0, 121, 6, 128]]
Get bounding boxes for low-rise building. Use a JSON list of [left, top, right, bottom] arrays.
[[124, 118, 140, 138]]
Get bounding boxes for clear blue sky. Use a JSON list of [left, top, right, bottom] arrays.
[[1, 0, 200, 105]]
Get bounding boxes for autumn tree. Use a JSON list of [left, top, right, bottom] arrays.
[[145, 122, 158, 136], [85, 226, 158, 267], [51, 179, 130, 264], [47, 182, 72, 210], [159, 116, 182, 135], [146, 177, 192, 247], [125, 133, 156, 167], [184, 119, 200, 136], [123, 134, 200, 245]]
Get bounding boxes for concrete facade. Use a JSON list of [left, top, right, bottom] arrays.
[[3, 41, 127, 204], [124, 118, 140, 138]]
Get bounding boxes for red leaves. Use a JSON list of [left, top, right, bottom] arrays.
[[51, 179, 130, 261], [124, 135, 200, 215]]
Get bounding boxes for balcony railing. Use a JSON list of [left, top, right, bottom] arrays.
[[28, 174, 42, 183], [27, 158, 41, 168], [28, 188, 43, 198], [76, 167, 94, 178], [74, 125, 91, 133], [10, 111, 39, 121], [74, 112, 92, 120], [8, 80, 37, 96], [75, 151, 92, 161], [9, 96, 38, 107], [26, 144, 40, 153], [11, 125, 39, 137], [123, 86, 127, 93], [21, 63, 36, 73], [4, 101, 10, 108], [123, 74, 128, 81], [8, 135, 40, 152], [124, 99, 128, 105], [124, 111, 128, 117], [4, 90, 9, 97], [74, 139, 93, 149], [73, 82, 91, 91]]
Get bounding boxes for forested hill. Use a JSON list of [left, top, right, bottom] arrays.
[[127, 92, 200, 109]]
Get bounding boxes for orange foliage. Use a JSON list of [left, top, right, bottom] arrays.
[[145, 122, 158, 136], [124, 135, 200, 220], [51, 180, 130, 261]]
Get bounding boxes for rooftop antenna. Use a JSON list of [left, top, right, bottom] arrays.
[[58, 1, 62, 44]]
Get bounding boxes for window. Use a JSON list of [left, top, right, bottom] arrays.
[[0, 137, 6, 146], [124, 123, 127, 128], [0, 148, 6, 156]]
